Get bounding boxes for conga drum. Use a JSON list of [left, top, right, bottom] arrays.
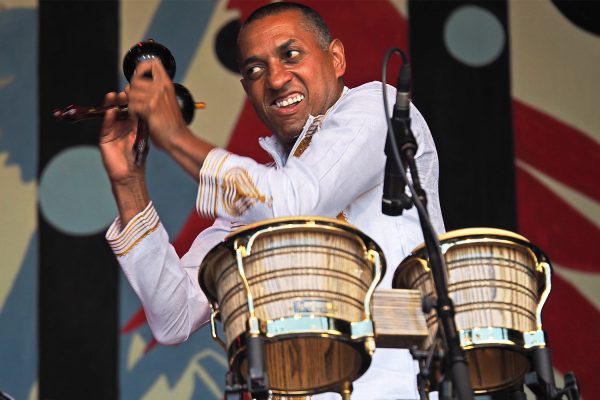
[[393, 228, 551, 393], [199, 217, 386, 397]]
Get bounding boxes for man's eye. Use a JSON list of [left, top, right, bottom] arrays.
[[246, 65, 263, 79], [286, 50, 300, 59]]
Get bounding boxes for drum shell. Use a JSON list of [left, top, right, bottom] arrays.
[[200, 217, 385, 395], [393, 228, 549, 393]]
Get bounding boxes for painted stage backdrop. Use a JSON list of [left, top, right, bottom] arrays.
[[0, 1, 598, 399]]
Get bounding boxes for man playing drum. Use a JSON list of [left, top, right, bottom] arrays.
[[100, 2, 444, 399]]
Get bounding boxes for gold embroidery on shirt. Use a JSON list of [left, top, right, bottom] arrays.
[[293, 136, 313, 158], [213, 153, 231, 216], [108, 205, 157, 248], [220, 167, 271, 217], [293, 115, 324, 158], [197, 151, 217, 217], [114, 220, 161, 257]]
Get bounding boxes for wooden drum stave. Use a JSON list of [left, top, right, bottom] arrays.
[[199, 217, 386, 397], [392, 228, 551, 394]]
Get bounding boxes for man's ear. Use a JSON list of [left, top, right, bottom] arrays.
[[329, 39, 346, 78], [240, 77, 249, 94]]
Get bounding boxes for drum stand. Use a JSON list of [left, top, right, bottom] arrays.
[[224, 335, 270, 400], [524, 345, 580, 400]]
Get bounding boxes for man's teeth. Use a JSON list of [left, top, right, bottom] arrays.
[[276, 94, 304, 108]]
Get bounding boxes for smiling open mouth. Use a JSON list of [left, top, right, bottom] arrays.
[[275, 94, 304, 108]]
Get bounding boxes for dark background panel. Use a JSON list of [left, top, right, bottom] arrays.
[[38, 1, 120, 398], [409, 0, 516, 231]]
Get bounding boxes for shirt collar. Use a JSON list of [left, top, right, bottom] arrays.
[[258, 86, 349, 167]]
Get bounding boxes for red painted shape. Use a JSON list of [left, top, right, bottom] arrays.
[[513, 100, 600, 202], [542, 274, 599, 399], [144, 338, 159, 353], [305, 0, 408, 88], [172, 209, 215, 258], [224, 99, 272, 164], [516, 167, 600, 273], [121, 307, 147, 334]]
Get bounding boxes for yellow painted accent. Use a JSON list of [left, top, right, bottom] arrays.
[[184, 0, 248, 148], [554, 262, 600, 313], [27, 380, 37, 400], [127, 332, 147, 372], [510, 0, 600, 144], [389, 0, 408, 18], [0, 152, 36, 311], [141, 349, 227, 400], [1, 0, 37, 8], [120, 0, 162, 66], [0, 75, 14, 88], [517, 160, 600, 230]]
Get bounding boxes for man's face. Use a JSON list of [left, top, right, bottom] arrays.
[[238, 10, 346, 148]]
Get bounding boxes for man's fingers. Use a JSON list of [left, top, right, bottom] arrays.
[[104, 91, 118, 106], [150, 58, 170, 82], [117, 91, 128, 106], [133, 60, 153, 79]]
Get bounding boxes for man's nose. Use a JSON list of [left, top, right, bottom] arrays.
[[266, 63, 292, 90]]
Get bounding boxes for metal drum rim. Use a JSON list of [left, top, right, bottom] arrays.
[[227, 315, 373, 396], [199, 216, 386, 306], [392, 227, 550, 292]]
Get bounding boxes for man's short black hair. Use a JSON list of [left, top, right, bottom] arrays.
[[239, 2, 333, 51]]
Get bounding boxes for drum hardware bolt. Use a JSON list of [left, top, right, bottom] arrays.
[[364, 337, 376, 355], [422, 295, 436, 314], [340, 381, 353, 400]]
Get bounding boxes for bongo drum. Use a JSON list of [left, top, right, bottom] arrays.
[[393, 228, 551, 393], [199, 217, 386, 397]]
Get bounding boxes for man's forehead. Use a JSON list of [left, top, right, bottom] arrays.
[[238, 10, 316, 53]]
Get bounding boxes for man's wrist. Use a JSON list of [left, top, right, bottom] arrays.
[[111, 178, 150, 225]]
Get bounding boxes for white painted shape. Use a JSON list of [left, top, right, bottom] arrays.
[[183, 0, 248, 148], [554, 262, 600, 313], [510, 1, 600, 144], [38, 146, 117, 235], [127, 332, 147, 371], [0, 152, 36, 311], [516, 160, 600, 230], [444, 5, 505, 67]]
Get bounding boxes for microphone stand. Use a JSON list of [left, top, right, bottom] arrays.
[[381, 48, 473, 400]]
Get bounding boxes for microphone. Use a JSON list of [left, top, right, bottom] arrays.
[[382, 63, 416, 216]]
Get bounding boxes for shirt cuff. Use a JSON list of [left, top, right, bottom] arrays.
[[106, 201, 161, 257]]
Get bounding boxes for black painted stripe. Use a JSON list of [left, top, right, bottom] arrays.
[[38, 1, 120, 398]]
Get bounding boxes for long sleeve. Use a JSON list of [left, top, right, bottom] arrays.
[[106, 202, 229, 344]]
